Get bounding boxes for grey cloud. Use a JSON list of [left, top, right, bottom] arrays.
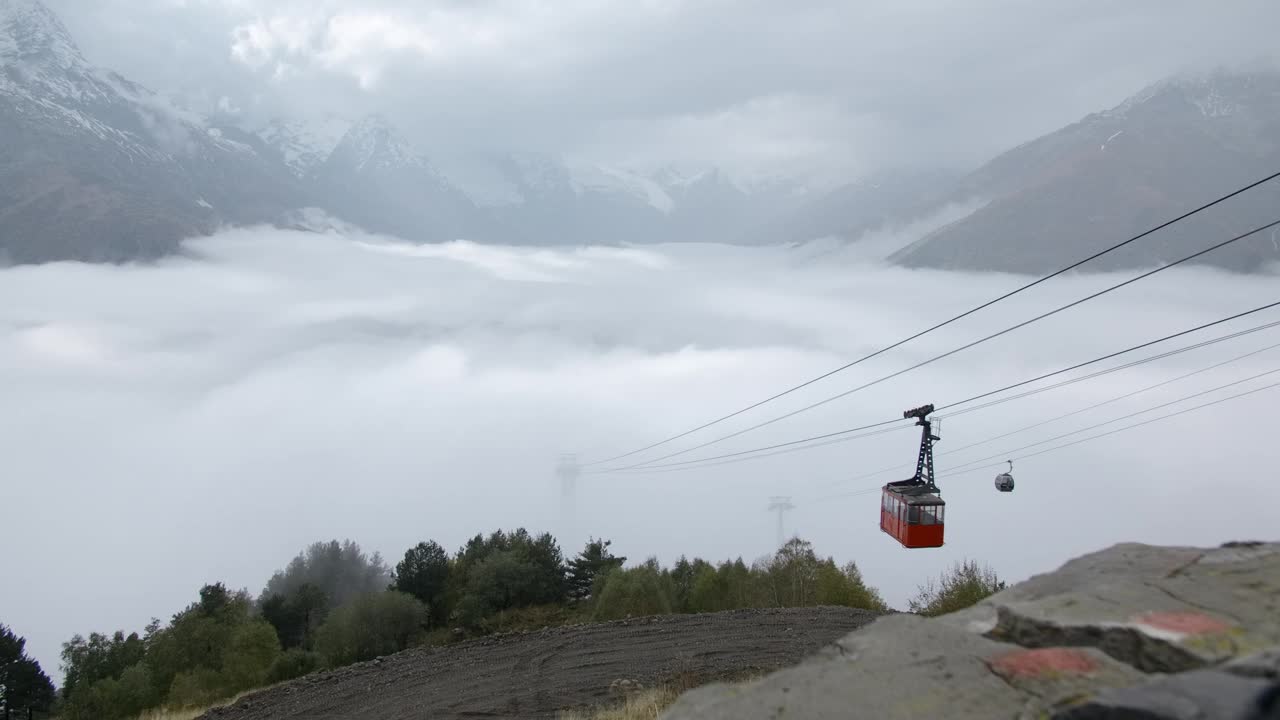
[[3, 227, 1279, 674], [41, 0, 1280, 177]]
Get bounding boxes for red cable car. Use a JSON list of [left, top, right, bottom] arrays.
[[880, 403, 945, 549]]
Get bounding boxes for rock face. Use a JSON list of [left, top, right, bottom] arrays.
[[661, 541, 1280, 720]]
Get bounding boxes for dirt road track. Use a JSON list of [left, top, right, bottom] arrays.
[[200, 607, 879, 720]]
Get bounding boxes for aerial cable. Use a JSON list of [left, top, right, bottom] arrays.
[[942, 365, 1280, 474], [939, 318, 1280, 419], [595, 304, 1280, 475], [935, 303, 1280, 414], [587, 423, 913, 475], [582, 170, 1280, 467], [937, 337, 1280, 457], [810, 378, 1280, 503], [589, 217, 1280, 469], [941, 379, 1280, 480], [806, 319, 1280, 488], [593, 291, 1280, 474]]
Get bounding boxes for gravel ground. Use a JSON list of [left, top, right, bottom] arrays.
[[199, 606, 880, 720]]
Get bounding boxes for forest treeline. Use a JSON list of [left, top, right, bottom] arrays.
[[0, 532, 1004, 719]]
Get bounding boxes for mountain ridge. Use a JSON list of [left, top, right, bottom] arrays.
[[889, 67, 1280, 273], [3, 0, 1279, 272]]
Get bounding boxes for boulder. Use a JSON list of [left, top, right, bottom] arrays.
[[662, 541, 1280, 720]]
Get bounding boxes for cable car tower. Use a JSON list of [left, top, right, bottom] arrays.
[[767, 496, 795, 549], [556, 453, 581, 544], [880, 404, 946, 549]]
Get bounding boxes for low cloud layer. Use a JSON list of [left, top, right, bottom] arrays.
[[3, 227, 1279, 673], [43, 0, 1280, 177]]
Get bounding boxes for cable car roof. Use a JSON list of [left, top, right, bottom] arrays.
[[883, 485, 945, 505]]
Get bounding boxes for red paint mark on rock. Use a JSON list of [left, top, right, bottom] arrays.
[[991, 648, 1099, 678], [1134, 612, 1234, 635]]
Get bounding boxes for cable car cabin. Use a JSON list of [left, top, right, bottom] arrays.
[[995, 460, 1015, 493], [880, 482, 945, 549]]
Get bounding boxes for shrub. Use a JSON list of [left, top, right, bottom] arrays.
[[814, 561, 890, 612], [908, 559, 1006, 617], [592, 560, 676, 621], [218, 620, 281, 693], [314, 591, 428, 666], [266, 649, 324, 684]]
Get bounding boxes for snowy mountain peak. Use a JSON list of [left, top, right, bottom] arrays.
[[652, 165, 714, 189], [566, 161, 674, 213], [328, 113, 424, 173], [254, 115, 353, 177], [1104, 66, 1280, 121], [0, 0, 83, 67]]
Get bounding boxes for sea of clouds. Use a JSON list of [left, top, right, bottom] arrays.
[[3, 225, 1278, 672]]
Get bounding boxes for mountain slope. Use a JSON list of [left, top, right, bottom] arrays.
[[0, 0, 304, 264], [253, 115, 352, 178], [742, 168, 963, 247], [431, 153, 814, 246], [305, 115, 490, 242], [889, 69, 1280, 273]]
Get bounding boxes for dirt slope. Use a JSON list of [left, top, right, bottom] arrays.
[[200, 607, 879, 720]]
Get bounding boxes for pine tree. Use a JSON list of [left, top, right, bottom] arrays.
[[0, 623, 56, 715], [390, 541, 451, 627], [566, 538, 625, 600]]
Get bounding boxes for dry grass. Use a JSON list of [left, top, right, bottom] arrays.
[[558, 687, 680, 720], [134, 707, 209, 720], [133, 688, 260, 720], [558, 673, 762, 720]]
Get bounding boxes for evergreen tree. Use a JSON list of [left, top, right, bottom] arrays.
[[260, 540, 389, 613], [261, 583, 328, 650], [448, 528, 569, 622], [390, 541, 451, 627], [566, 538, 625, 601], [1, 624, 56, 715]]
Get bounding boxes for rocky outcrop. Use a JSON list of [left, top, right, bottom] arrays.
[[662, 541, 1280, 720]]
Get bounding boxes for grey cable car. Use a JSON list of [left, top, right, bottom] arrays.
[[995, 460, 1015, 493]]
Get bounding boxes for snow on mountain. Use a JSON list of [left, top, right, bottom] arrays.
[[325, 114, 431, 174], [0, 0, 310, 263], [430, 152, 525, 207], [1103, 69, 1259, 121], [0, 0, 259, 163], [0, 0, 82, 69], [254, 115, 352, 177], [890, 66, 1280, 274], [652, 164, 820, 202], [505, 151, 572, 193], [567, 161, 674, 214]]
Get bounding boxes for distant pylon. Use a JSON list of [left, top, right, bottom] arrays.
[[556, 453, 581, 543], [768, 496, 795, 549]]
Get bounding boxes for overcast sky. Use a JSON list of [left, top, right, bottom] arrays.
[[39, 0, 1280, 178], [8, 0, 1280, 685], [3, 225, 1279, 676]]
